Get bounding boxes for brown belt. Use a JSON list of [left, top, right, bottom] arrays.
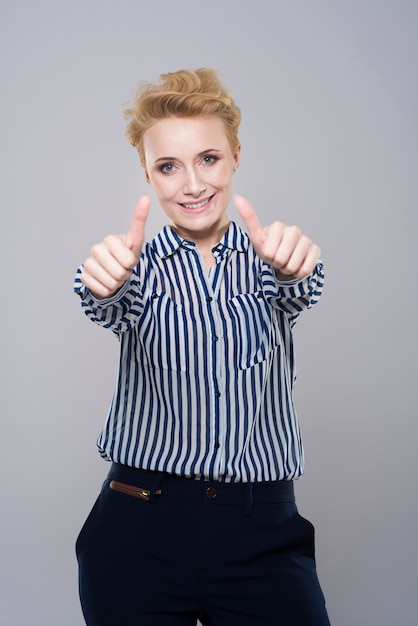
[[109, 480, 162, 502]]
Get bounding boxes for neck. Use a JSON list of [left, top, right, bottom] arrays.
[[171, 219, 230, 254]]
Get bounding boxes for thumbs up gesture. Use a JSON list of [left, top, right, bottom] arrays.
[[234, 195, 320, 280], [81, 195, 151, 299]]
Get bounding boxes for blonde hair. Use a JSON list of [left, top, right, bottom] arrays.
[[124, 68, 241, 166]]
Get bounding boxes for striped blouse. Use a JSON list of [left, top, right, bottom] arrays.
[[74, 221, 324, 483]]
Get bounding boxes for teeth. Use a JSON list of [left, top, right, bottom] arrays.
[[183, 199, 208, 209]]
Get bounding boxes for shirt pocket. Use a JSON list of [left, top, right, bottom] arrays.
[[227, 292, 281, 369], [137, 290, 187, 372]]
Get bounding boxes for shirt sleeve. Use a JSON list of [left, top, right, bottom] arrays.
[[260, 260, 325, 326], [73, 263, 146, 334]]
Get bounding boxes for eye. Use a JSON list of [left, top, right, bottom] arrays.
[[159, 162, 175, 174], [202, 154, 218, 165]]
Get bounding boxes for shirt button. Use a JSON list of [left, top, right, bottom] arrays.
[[215, 442, 220, 449], [206, 486, 217, 499], [212, 336, 218, 342], [206, 296, 213, 302]]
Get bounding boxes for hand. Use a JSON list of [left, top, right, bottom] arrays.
[[81, 195, 151, 298], [234, 195, 320, 280]]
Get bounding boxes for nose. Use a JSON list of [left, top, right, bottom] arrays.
[[183, 168, 205, 197]]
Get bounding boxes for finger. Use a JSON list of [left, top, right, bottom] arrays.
[[269, 225, 301, 269], [259, 222, 286, 264], [234, 195, 265, 248], [80, 267, 107, 298], [126, 195, 151, 258], [280, 239, 319, 279], [90, 238, 135, 278], [81, 265, 126, 300], [293, 243, 321, 279]]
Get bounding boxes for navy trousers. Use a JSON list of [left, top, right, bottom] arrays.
[[76, 464, 331, 626]]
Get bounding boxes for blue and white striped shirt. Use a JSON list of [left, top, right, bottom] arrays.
[[74, 221, 324, 483]]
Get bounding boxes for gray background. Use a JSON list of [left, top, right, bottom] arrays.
[[2, 0, 417, 624]]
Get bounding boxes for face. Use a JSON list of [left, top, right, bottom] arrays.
[[143, 116, 240, 248]]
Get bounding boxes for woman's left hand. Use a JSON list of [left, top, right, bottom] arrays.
[[234, 195, 320, 280]]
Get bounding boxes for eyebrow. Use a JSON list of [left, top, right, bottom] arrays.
[[153, 149, 222, 164]]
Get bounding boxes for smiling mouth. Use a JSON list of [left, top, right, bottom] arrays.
[[181, 194, 214, 209]]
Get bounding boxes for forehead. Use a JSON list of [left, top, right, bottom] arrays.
[[143, 116, 230, 158]]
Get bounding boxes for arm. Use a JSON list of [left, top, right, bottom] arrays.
[[234, 195, 320, 280], [260, 258, 324, 323], [74, 195, 150, 333], [74, 263, 145, 333], [234, 194, 324, 321]]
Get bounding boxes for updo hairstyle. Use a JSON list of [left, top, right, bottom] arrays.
[[124, 68, 241, 167]]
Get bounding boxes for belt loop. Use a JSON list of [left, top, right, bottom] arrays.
[[148, 472, 165, 503], [244, 482, 254, 516]]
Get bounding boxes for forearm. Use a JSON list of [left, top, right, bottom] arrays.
[[74, 266, 144, 332], [263, 260, 325, 314]]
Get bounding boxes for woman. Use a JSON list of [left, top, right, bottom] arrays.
[[74, 68, 330, 626]]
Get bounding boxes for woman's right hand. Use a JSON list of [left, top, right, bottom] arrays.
[[81, 195, 151, 299]]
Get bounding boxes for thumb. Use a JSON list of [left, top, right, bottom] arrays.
[[126, 195, 151, 258], [234, 195, 265, 249]]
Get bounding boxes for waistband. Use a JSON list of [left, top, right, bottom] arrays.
[[107, 463, 295, 508]]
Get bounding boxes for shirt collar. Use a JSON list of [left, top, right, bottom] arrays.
[[151, 221, 248, 259]]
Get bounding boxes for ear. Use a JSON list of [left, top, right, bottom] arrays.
[[144, 169, 150, 184], [233, 144, 241, 172]]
